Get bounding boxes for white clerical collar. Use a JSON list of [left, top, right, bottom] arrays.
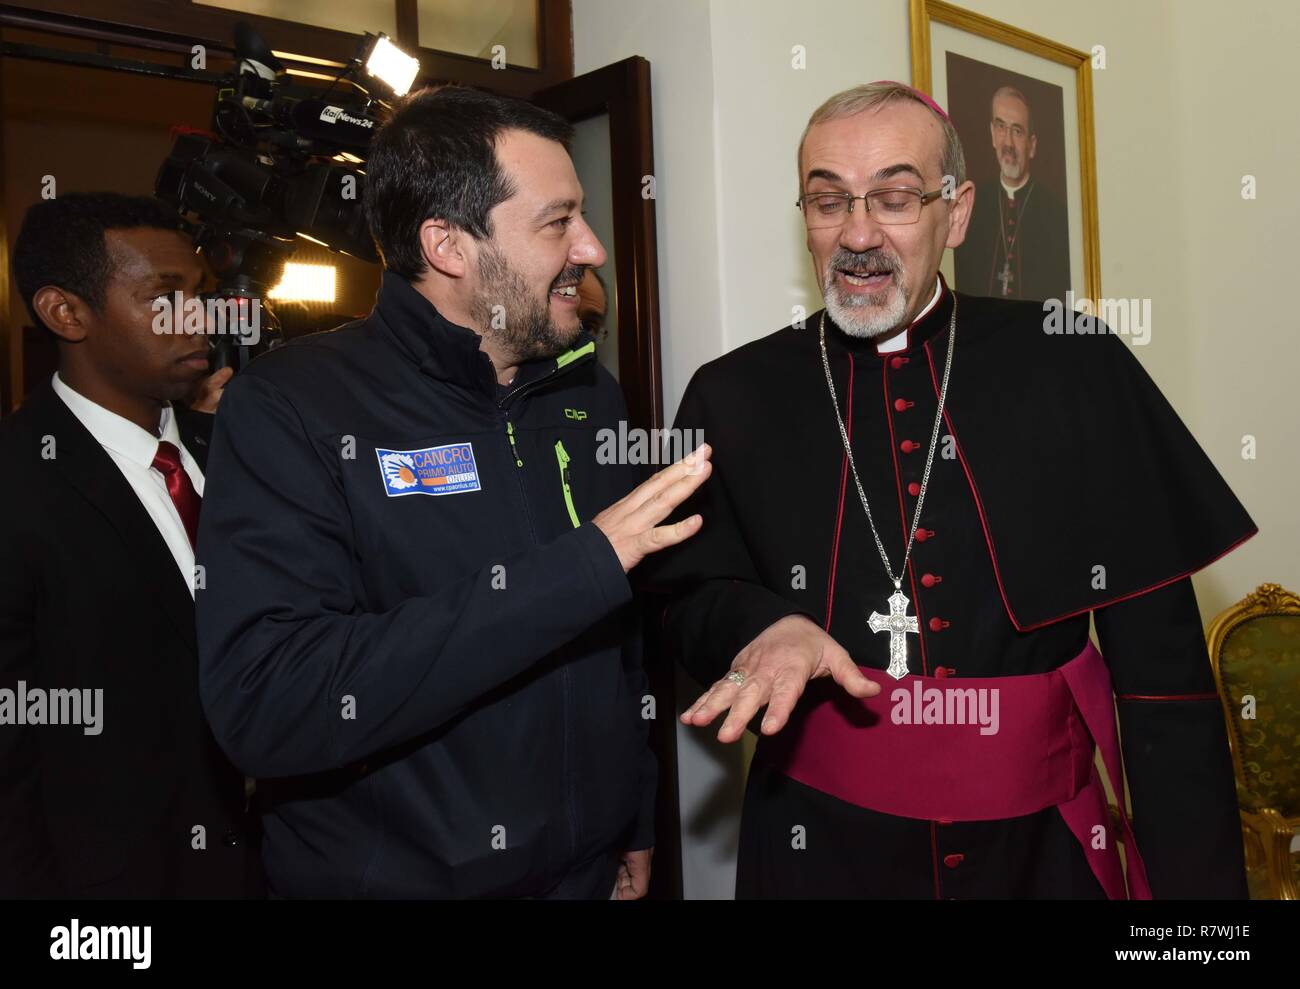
[[876, 276, 943, 354], [1001, 176, 1030, 200], [52, 372, 179, 468]]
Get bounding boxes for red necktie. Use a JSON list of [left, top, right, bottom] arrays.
[[152, 440, 202, 549]]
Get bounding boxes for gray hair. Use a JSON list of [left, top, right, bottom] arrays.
[[990, 85, 1035, 136], [797, 82, 966, 191]]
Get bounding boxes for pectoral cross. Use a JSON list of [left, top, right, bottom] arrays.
[[868, 587, 920, 680], [997, 261, 1013, 296]]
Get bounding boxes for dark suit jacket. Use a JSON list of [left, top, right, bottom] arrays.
[[0, 381, 262, 897]]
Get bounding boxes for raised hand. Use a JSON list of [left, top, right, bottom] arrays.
[[593, 444, 712, 573]]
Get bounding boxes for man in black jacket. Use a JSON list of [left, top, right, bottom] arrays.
[[195, 86, 709, 898], [0, 192, 260, 897]]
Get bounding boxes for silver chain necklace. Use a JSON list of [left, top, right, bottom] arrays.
[[817, 297, 957, 679]]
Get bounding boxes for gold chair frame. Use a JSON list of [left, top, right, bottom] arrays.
[[1207, 583, 1300, 900]]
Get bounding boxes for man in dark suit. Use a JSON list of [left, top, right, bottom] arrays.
[[0, 192, 261, 897]]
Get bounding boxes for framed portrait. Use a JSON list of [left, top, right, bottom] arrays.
[[910, 0, 1100, 307]]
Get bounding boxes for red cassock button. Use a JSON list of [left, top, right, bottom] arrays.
[[890, 356, 909, 369], [900, 439, 918, 453], [907, 482, 921, 496], [944, 854, 965, 868], [934, 666, 952, 678], [929, 617, 951, 632], [915, 528, 935, 542], [894, 398, 914, 412], [921, 572, 942, 587]]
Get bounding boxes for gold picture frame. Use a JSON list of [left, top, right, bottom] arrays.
[[910, 0, 1101, 306]]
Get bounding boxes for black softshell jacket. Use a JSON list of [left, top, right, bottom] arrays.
[[196, 271, 654, 898]]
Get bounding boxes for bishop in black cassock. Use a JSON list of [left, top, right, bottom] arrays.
[[647, 82, 1255, 900], [653, 277, 1254, 898], [953, 177, 1070, 301]]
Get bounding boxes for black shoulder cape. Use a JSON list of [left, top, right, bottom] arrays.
[[927, 290, 1255, 630]]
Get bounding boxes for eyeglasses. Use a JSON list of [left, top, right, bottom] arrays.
[[992, 119, 1028, 140], [796, 187, 946, 229]]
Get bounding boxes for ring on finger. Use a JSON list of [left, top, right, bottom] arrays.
[[725, 670, 746, 686]]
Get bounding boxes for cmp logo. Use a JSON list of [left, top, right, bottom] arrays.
[[376, 442, 481, 497]]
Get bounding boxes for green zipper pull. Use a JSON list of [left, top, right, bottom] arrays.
[[506, 420, 523, 467], [554, 440, 580, 529]]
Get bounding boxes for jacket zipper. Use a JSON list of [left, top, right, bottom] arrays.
[[554, 440, 580, 529], [561, 658, 579, 859], [553, 437, 580, 854], [506, 420, 523, 467], [502, 417, 536, 546], [496, 341, 595, 413], [495, 344, 595, 865]]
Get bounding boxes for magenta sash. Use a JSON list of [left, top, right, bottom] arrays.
[[765, 641, 1151, 899]]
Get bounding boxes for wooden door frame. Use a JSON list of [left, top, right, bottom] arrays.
[[0, 26, 9, 413], [0, 1, 572, 96], [534, 56, 663, 434], [536, 57, 678, 899]]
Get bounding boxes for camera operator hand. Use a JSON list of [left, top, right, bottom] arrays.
[[190, 366, 234, 413]]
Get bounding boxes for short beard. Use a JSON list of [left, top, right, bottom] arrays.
[[469, 243, 582, 365], [1000, 155, 1024, 183], [822, 248, 909, 339]]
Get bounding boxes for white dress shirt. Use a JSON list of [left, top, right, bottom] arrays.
[[51, 373, 204, 596]]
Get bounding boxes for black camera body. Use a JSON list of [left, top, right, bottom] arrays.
[[155, 23, 382, 372]]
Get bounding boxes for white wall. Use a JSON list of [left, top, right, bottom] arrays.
[[574, 0, 746, 901], [573, 0, 727, 421], [575, 0, 1300, 899]]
